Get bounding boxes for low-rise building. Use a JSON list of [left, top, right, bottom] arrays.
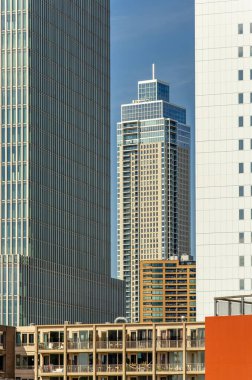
[[0, 325, 15, 379], [140, 257, 196, 323], [12, 321, 205, 380]]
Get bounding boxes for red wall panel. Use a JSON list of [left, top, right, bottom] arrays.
[[206, 315, 252, 379]]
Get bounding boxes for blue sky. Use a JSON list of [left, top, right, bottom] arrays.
[[110, 0, 195, 277]]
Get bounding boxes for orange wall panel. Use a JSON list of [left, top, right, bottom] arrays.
[[206, 315, 252, 379]]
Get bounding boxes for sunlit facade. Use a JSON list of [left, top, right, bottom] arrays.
[[117, 70, 190, 322]]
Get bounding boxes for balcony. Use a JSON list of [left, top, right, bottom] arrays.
[[96, 364, 123, 373], [96, 341, 123, 349], [156, 339, 183, 349], [126, 340, 152, 349], [156, 363, 183, 372], [67, 341, 93, 350], [186, 339, 205, 348], [126, 363, 152, 372], [186, 363, 205, 372], [40, 365, 64, 373], [67, 365, 93, 373], [16, 365, 34, 370], [39, 342, 64, 350]]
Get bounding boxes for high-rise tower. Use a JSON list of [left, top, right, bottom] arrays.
[[0, 0, 124, 326], [117, 67, 191, 322], [196, 0, 252, 319]]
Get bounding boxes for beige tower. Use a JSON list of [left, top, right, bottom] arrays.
[[117, 69, 191, 322]]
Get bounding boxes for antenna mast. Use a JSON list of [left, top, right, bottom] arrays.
[[152, 63, 155, 80]]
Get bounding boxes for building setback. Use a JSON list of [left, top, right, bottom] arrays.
[[0, 0, 124, 325], [117, 67, 191, 322], [139, 257, 196, 323], [196, 0, 252, 319]]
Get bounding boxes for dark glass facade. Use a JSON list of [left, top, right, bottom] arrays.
[[0, 0, 124, 325]]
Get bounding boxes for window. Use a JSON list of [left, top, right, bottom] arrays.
[[238, 93, 243, 103], [250, 23, 252, 33], [238, 46, 243, 57], [239, 209, 244, 220], [238, 70, 243, 80], [239, 256, 245, 266], [240, 279, 245, 290], [239, 116, 244, 127], [250, 46, 252, 57], [250, 69, 252, 80], [238, 24, 243, 34], [239, 139, 244, 150], [250, 93, 252, 103], [251, 162, 252, 172], [239, 232, 244, 243], [239, 162, 244, 173], [251, 116, 252, 126], [239, 186, 244, 196]]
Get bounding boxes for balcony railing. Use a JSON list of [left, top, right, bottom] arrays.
[[126, 340, 152, 349], [16, 365, 34, 370], [40, 365, 64, 373], [156, 339, 183, 349], [186, 363, 205, 372], [156, 363, 183, 372], [39, 342, 64, 350], [96, 364, 123, 372], [186, 339, 205, 348], [67, 341, 93, 350], [67, 365, 93, 373], [126, 364, 152, 372], [96, 341, 123, 349], [16, 342, 34, 347]]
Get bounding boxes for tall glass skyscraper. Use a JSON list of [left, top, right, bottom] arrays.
[[117, 68, 190, 322], [0, 0, 124, 326]]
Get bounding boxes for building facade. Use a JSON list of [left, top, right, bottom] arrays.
[[12, 321, 205, 380], [196, 0, 252, 319], [139, 257, 196, 323], [117, 68, 191, 322], [0, 0, 124, 326], [0, 325, 15, 379]]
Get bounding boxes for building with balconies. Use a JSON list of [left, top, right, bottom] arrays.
[[12, 321, 205, 380], [139, 257, 196, 323]]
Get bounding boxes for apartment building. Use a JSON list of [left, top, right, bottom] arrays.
[[117, 67, 191, 322], [139, 257, 196, 323], [10, 322, 205, 380]]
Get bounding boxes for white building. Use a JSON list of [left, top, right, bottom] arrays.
[[196, 0, 252, 320]]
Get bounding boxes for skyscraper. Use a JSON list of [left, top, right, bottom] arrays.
[[196, 0, 252, 319], [117, 67, 191, 322], [0, 0, 124, 326]]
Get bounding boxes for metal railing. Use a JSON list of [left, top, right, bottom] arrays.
[[186, 363, 205, 372], [15, 365, 34, 370], [96, 364, 123, 372], [96, 341, 123, 349], [67, 341, 93, 350], [126, 364, 152, 372], [186, 339, 205, 348], [126, 340, 152, 349], [156, 363, 183, 371], [38, 342, 64, 350], [40, 365, 64, 373], [156, 339, 183, 349], [67, 365, 93, 373]]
